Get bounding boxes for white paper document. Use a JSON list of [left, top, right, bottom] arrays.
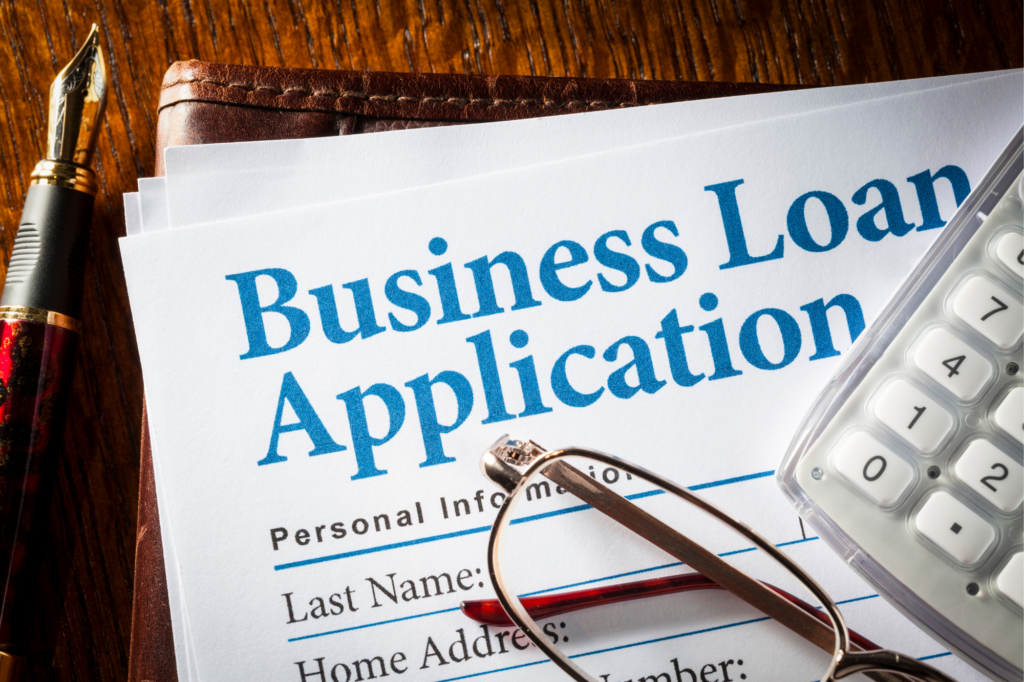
[[140, 72, 1014, 682], [122, 75, 1021, 682], [149, 71, 1011, 232], [143, 74, 1024, 682]]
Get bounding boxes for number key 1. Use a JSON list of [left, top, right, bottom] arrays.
[[874, 379, 954, 453]]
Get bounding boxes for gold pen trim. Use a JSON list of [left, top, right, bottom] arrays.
[[29, 160, 98, 195], [0, 307, 82, 334], [0, 650, 25, 682]]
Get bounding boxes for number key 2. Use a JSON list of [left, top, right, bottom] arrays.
[[953, 439, 1024, 513]]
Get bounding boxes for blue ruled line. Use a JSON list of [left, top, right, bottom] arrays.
[[287, 606, 462, 642], [287, 535, 827, 643], [522, 535, 821, 597], [274, 525, 492, 571], [273, 470, 775, 571], [919, 652, 952, 661], [434, 617, 771, 682]]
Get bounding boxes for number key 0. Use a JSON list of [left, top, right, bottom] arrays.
[[834, 431, 914, 506]]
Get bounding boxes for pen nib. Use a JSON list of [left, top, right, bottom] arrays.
[[46, 24, 107, 167]]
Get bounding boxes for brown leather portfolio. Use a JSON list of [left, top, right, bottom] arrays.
[[130, 60, 790, 681]]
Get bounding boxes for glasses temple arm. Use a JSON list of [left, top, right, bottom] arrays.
[[461, 572, 882, 651], [539, 460, 840, 652], [533, 460, 935, 682]]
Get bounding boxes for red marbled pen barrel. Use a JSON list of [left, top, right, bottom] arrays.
[[0, 26, 106, 680]]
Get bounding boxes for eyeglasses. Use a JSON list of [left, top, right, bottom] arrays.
[[461, 436, 955, 682]]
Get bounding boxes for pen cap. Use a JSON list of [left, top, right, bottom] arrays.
[[0, 184, 93, 321]]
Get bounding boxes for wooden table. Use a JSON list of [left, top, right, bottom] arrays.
[[0, 1, 1020, 679]]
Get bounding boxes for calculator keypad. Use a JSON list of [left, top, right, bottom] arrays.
[[790, 168, 1024, 674]]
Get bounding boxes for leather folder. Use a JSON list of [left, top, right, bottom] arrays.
[[130, 60, 790, 681]]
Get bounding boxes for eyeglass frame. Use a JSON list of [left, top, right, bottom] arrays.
[[480, 436, 955, 682]]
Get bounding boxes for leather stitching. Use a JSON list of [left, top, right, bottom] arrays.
[[162, 77, 639, 109]]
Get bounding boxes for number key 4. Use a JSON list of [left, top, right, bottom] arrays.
[[913, 327, 993, 401]]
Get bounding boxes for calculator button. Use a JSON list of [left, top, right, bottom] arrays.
[[995, 231, 1024, 279], [997, 553, 1023, 608], [951, 275, 1023, 349], [874, 380, 954, 453], [833, 432, 913, 505], [912, 328, 992, 401], [993, 387, 1024, 445], [915, 491, 995, 565], [953, 440, 1023, 512]]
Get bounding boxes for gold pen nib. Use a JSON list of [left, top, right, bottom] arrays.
[[46, 24, 107, 167]]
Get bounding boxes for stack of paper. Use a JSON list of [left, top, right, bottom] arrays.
[[120, 71, 1022, 682]]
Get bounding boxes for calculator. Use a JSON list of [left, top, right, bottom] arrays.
[[779, 128, 1023, 681]]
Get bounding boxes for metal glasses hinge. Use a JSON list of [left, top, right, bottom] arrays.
[[491, 437, 547, 467]]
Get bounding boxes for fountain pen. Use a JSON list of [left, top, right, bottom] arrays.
[[0, 26, 107, 680]]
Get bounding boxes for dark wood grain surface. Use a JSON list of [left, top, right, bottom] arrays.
[[0, 1, 1020, 679]]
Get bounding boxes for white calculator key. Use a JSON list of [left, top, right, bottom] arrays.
[[912, 327, 992, 401], [951, 275, 1023, 349], [993, 386, 1024, 445], [874, 380, 954, 453], [995, 231, 1023, 279], [915, 491, 995, 565], [833, 432, 914, 505], [954, 440, 1023, 512], [996, 553, 1023, 608]]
